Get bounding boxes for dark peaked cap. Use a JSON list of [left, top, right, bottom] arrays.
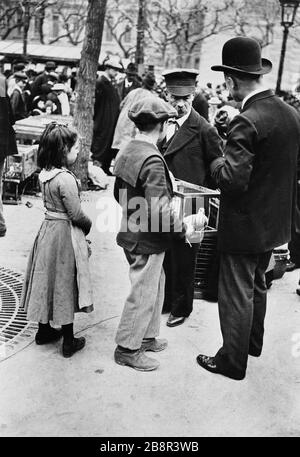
[[211, 37, 272, 75], [128, 96, 177, 124], [162, 68, 198, 96]]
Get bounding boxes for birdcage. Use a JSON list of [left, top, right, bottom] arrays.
[[171, 179, 220, 299]]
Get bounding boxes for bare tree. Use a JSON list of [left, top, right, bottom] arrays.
[[72, 0, 106, 188], [146, 0, 235, 68], [0, 1, 50, 52], [229, 0, 281, 48], [0, 0, 48, 46], [105, 0, 137, 58], [0, 0, 22, 39], [47, 0, 87, 46]]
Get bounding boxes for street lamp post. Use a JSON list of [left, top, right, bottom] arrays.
[[276, 0, 300, 95]]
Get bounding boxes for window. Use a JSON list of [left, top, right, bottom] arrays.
[[52, 13, 59, 38], [34, 15, 40, 36], [124, 28, 132, 43], [105, 26, 113, 42]]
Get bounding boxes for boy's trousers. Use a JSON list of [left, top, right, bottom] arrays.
[[115, 249, 165, 350]]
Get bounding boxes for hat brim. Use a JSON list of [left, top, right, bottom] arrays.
[[211, 58, 272, 75], [165, 86, 196, 97], [105, 64, 123, 71]]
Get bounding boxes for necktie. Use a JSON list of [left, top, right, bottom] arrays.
[[166, 119, 179, 141]]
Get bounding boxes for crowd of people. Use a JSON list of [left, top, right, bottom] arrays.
[[4, 60, 75, 121], [1, 37, 300, 382]]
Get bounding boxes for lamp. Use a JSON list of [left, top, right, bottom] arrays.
[[276, 0, 300, 94], [280, 0, 300, 26]]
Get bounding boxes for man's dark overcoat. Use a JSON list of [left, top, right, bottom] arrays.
[[158, 108, 223, 317], [210, 89, 300, 379], [159, 108, 223, 188], [10, 88, 27, 121], [211, 90, 300, 254], [91, 74, 120, 170], [0, 74, 18, 163]]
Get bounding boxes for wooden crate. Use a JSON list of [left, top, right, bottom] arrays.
[[2, 144, 38, 204]]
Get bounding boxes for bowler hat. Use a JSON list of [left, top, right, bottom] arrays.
[[126, 62, 138, 75], [211, 37, 272, 75], [128, 96, 177, 124], [162, 68, 198, 96]]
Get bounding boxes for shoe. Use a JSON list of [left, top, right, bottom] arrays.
[[62, 337, 86, 358], [248, 350, 261, 357], [0, 231, 6, 237], [166, 314, 185, 327], [35, 327, 63, 345], [114, 347, 159, 371], [196, 354, 245, 380], [141, 338, 168, 352], [296, 288, 300, 296]]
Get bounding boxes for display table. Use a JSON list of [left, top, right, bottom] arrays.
[[14, 114, 73, 143]]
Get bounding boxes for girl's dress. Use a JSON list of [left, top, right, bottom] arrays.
[[20, 168, 93, 326]]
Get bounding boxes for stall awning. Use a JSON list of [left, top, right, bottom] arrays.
[[0, 40, 108, 65]]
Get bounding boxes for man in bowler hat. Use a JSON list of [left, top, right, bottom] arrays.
[[196, 37, 300, 380], [116, 62, 141, 101], [159, 68, 223, 327]]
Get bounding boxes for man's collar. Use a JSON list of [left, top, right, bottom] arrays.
[[175, 107, 192, 126], [135, 133, 158, 147], [241, 87, 268, 109]]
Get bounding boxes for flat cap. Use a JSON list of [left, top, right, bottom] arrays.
[[128, 95, 177, 124], [14, 71, 28, 81], [14, 63, 26, 71], [162, 68, 198, 96], [45, 61, 56, 70]]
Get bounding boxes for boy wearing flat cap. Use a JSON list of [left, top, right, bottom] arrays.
[[113, 95, 187, 371], [196, 36, 300, 380], [160, 68, 223, 328]]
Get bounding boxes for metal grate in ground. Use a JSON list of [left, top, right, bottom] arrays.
[[0, 267, 37, 360]]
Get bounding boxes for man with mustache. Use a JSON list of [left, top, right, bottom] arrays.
[[158, 69, 223, 327]]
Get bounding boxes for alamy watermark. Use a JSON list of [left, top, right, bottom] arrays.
[[95, 190, 206, 241]]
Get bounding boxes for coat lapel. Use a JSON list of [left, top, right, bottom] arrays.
[[163, 108, 199, 158]]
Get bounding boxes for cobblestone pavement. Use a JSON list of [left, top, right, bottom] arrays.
[[0, 178, 300, 437]]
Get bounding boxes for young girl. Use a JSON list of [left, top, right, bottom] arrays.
[[21, 122, 93, 358]]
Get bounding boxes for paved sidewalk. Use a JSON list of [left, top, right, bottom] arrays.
[[0, 179, 300, 437]]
